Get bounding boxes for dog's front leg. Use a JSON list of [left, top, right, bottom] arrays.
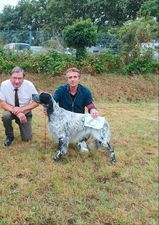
[[106, 142, 116, 164], [53, 137, 69, 162]]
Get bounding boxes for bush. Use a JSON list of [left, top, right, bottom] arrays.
[[122, 48, 159, 74], [0, 49, 32, 73], [31, 51, 66, 75], [97, 51, 124, 73], [126, 57, 159, 74], [77, 51, 124, 75], [0, 48, 158, 76], [0, 50, 68, 75]]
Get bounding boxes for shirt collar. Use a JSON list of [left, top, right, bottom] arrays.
[[67, 84, 81, 93]]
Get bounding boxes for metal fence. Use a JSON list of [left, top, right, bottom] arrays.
[[0, 30, 62, 48], [0, 30, 121, 52]]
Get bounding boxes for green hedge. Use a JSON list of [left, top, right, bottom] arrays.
[[0, 49, 158, 75]]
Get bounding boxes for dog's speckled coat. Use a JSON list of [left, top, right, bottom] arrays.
[[32, 92, 116, 163]]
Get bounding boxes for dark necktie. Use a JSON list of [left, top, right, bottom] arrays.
[[14, 88, 19, 107]]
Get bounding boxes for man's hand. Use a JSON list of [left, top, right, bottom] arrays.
[[16, 112, 27, 123], [90, 108, 99, 118], [12, 107, 23, 115], [43, 108, 47, 115]]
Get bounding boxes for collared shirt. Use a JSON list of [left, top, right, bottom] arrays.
[[0, 79, 38, 107]]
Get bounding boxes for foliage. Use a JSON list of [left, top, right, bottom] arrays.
[[124, 49, 159, 74], [0, 49, 66, 75], [84, 49, 157, 75], [118, 16, 158, 70], [0, 0, 148, 34], [0, 0, 47, 31], [31, 50, 67, 75], [125, 0, 146, 20], [0, 46, 158, 75], [47, 0, 146, 29], [0, 0, 152, 55], [63, 19, 97, 60], [119, 17, 158, 48], [96, 32, 121, 53], [79, 51, 124, 75], [139, 0, 159, 21]]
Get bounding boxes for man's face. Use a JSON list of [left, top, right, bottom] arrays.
[[10, 72, 24, 88], [66, 71, 80, 88]]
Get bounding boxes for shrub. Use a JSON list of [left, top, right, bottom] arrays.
[[125, 57, 159, 74], [0, 48, 158, 76], [31, 51, 66, 75]]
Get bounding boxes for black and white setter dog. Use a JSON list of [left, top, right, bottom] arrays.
[[32, 92, 116, 164]]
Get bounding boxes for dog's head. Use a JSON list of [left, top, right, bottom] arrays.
[[32, 92, 54, 117], [32, 92, 52, 104]]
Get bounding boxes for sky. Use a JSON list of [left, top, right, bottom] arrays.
[[0, 0, 19, 12]]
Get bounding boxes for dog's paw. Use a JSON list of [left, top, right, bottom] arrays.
[[79, 147, 89, 153], [111, 155, 116, 164], [53, 152, 62, 162]]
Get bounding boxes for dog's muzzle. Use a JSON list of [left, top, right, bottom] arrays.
[[32, 94, 40, 103]]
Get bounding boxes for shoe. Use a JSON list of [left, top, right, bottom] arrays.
[[4, 137, 14, 146]]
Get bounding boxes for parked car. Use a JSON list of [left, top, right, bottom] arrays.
[[64, 48, 76, 56], [64, 48, 72, 55], [87, 45, 106, 54], [3, 43, 31, 52], [140, 42, 159, 60], [30, 46, 47, 55]]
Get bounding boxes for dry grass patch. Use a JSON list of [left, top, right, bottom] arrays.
[[0, 73, 157, 102], [0, 100, 158, 225]]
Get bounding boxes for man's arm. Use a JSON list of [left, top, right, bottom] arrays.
[[85, 88, 99, 118], [0, 100, 14, 113], [86, 103, 99, 118], [0, 100, 27, 123], [19, 102, 39, 112]]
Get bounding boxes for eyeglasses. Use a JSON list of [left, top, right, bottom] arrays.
[[11, 77, 24, 81]]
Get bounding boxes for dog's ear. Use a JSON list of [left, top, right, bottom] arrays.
[[39, 92, 52, 104], [39, 92, 54, 119]]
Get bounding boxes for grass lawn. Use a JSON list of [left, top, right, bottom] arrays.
[[0, 100, 158, 225]]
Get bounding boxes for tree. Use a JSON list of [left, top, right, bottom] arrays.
[[63, 19, 97, 60], [0, 0, 49, 31], [0, 5, 19, 31], [125, 0, 146, 20], [119, 16, 158, 46], [96, 32, 121, 53], [46, 0, 148, 32], [139, 0, 159, 21], [46, 0, 89, 32], [0, 0, 148, 34], [0, 0, 150, 45], [118, 16, 158, 62]]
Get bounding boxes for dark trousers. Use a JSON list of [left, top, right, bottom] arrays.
[[2, 111, 32, 141]]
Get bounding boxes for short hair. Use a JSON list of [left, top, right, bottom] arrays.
[[10, 66, 25, 77], [65, 67, 81, 77]]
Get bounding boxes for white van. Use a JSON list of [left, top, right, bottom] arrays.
[[3, 43, 30, 52]]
